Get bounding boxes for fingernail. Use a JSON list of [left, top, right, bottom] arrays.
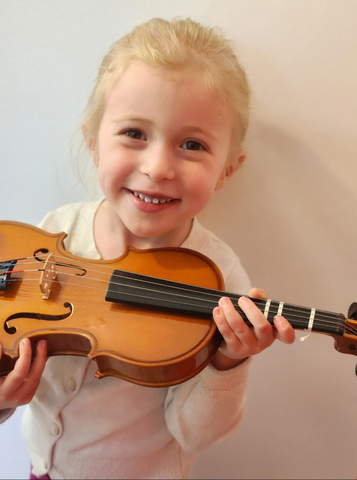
[[20, 338, 30, 352], [238, 296, 248, 307], [274, 315, 284, 324], [219, 297, 229, 306]]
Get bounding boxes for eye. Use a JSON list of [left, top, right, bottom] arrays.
[[181, 140, 205, 151], [124, 129, 146, 140]]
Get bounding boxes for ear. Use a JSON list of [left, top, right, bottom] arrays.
[[81, 121, 99, 166], [214, 149, 246, 191]]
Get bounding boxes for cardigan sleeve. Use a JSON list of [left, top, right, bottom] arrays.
[[164, 358, 251, 452]]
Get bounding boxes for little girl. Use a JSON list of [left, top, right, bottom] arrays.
[[0, 17, 295, 479]]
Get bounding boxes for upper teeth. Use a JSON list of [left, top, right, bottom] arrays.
[[133, 191, 172, 204]]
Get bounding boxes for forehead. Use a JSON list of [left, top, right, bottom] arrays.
[[103, 62, 235, 134]]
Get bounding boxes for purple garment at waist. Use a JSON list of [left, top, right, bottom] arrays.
[[30, 469, 50, 479]]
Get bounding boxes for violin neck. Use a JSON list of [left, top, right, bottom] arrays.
[[241, 297, 345, 336], [105, 269, 346, 337]]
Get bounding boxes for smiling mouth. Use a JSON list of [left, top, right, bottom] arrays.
[[131, 191, 174, 204]]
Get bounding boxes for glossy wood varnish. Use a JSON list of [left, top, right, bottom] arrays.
[[0, 221, 224, 387]]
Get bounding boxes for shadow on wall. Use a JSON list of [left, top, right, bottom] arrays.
[[195, 121, 357, 480], [199, 119, 356, 309]]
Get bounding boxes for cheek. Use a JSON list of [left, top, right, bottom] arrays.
[[96, 162, 122, 196], [186, 168, 219, 204], [97, 150, 133, 183]]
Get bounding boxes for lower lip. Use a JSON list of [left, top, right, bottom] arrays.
[[127, 190, 177, 213]]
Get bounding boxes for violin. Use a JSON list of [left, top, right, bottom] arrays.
[[1, 221, 357, 387]]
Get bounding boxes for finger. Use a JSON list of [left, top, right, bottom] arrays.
[[249, 288, 268, 300], [1, 340, 47, 407], [214, 303, 243, 345], [17, 373, 46, 406], [213, 306, 244, 358], [238, 296, 274, 347], [27, 340, 47, 382], [215, 297, 257, 352], [15, 340, 47, 402], [273, 316, 295, 344], [3, 338, 33, 393]]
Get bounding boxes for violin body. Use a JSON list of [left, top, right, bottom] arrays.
[[0, 221, 223, 387], [2, 221, 357, 387]]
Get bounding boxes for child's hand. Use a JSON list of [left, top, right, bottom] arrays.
[[211, 288, 295, 370], [0, 338, 47, 410]]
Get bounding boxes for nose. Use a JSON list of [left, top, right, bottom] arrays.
[[139, 144, 176, 181]]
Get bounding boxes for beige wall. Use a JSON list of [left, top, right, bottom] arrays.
[[1, 1, 357, 478]]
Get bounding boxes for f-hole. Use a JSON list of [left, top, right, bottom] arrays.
[[34, 248, 50, 262], [4, 302, 74, 335]]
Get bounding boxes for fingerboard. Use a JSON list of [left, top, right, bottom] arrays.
[[106, 269, 345, 337]]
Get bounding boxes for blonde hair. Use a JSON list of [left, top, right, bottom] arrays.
[[83, 17, 250, 152]]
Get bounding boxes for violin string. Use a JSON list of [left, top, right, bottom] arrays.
[[6, 275, 346, 333], [11, 260, 344, 326], [1, 256, 342, 320], [3, 262, 352, 336], [3, 254, 349, 322], [3, 257, 351, 332], [6, 278, 355, 336], [2, 260, 339, 321], [2, 257, 347, 330]]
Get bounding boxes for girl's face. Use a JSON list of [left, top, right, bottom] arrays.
[[89, 62, 242, 248]]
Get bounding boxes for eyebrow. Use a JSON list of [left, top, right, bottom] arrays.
[[182, 126, 219, 144], [112, 116, 153, 125]]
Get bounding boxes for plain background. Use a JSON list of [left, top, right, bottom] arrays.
[[1, 1, 357, 478]]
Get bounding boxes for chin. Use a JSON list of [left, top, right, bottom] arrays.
[[127, 224, 165, 241]]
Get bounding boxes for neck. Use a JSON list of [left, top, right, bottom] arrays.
[[94, 200, 194, 259]]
